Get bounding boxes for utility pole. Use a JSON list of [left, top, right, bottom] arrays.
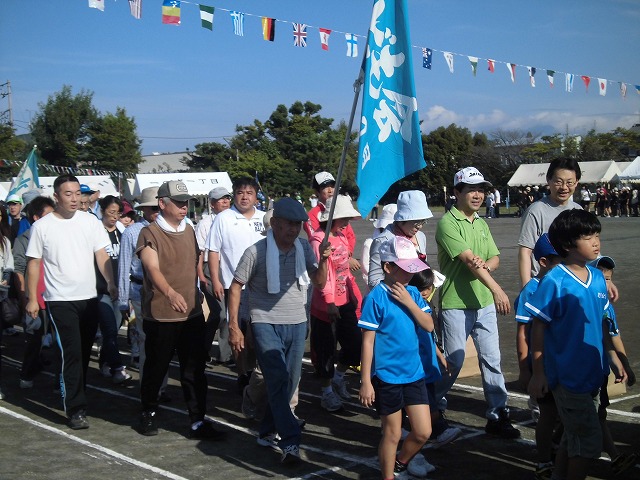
[[0, 80, 13, 126]]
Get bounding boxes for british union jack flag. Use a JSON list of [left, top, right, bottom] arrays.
[[292, 23, 307, 47]]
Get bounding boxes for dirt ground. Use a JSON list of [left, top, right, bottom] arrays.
[[1, 212, 639, 479]]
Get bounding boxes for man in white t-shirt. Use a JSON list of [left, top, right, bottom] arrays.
[[206, 177, 264, 385], [26, 174, 116, 430]]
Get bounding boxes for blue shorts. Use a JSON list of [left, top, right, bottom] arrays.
[[372, 376, 429, 416]]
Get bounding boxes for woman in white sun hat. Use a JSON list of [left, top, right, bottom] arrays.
[[367, 190, 433, 290]]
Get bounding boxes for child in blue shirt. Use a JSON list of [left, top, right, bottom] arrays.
[[526, 209, 627, 480], [590, 255, 638, 476], [514, 233, 562, 479], [359, 236, 435, 480]]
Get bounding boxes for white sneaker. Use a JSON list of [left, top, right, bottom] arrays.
[[257, 432, 281, 451], [112, 368, 132, 384], [331, 378, 351, 401], [321, 390, 343, 412], [429, 426, 462, 449], [408, 453, 436, 477]]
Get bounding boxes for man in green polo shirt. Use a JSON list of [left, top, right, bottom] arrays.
[[433, 167, 520, 439]]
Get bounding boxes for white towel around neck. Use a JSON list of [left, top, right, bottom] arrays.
[[266, 229, 310, 294]]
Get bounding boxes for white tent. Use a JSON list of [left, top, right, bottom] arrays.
[[0, 182, 9, 200], [508, 160, 624, 187], [34, 175, 119, 198], [617, 156, 640, 182], [132, 172, 233, 197]]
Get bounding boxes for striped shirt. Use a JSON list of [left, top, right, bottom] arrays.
[[234, 238, 318, 325]]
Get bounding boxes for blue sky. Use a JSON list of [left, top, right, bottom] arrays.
[[2, 0, 639, 155]]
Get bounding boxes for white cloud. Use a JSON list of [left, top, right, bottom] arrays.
[[421, 105, 639, 135]]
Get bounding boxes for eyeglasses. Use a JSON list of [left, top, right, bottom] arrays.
[[551, 179, 576, 188], [409, 220, 426, 228], [105, 209, 122, 217]]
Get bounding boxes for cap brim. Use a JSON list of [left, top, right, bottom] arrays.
[[395, 259, 429, 273], [169, 194, 194, 202]]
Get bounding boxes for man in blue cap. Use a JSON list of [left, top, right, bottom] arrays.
[[228, 197, 331, 464]]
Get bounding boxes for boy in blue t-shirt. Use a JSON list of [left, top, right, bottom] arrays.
[[358, 236, 436, 480], [514, 233, 562, 479], [526, 209, 627, 480]]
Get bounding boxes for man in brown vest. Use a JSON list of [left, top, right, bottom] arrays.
[[135, 180, 224, 440]]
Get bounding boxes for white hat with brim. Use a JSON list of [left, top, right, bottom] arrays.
[[379, 236, 429, 274], [453, 167, 493, 188], [136, 187, 160, 207], [373, 204, 397, 229], [394, 191, 433, 222], [318, 195, 361, 222]]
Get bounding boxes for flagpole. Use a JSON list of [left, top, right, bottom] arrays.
[[323, 53, 367, 239]]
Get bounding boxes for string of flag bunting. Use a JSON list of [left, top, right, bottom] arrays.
[[90, 0, 638, 100], [0, 158, 135, 178]]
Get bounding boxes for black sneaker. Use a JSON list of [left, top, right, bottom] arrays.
[[68, 410, 89, 430], [485, 409, 520, 439], [139, 411, 158, 436], [189, 419, 225, 441], [611, 452, 639, 476]]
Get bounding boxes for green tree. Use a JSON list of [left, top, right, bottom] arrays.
[[0, 124, 29, 178], [31, 85, 98, 166], [85, 107, 142, 173]]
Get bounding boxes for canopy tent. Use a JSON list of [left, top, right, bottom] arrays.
[[27, 175, 118, 199], [132, 172, 233, 198], [507, 160, 624, 187], [616, 156, 640, 183]]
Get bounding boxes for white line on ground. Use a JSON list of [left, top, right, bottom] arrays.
[[0, 405, 191, 480]]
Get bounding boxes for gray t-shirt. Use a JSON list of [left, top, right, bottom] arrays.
[[518, 196, 581, 275], [234, 238, 318, 325]]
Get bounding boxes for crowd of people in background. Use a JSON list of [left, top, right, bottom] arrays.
[[0, 161, 637, 479]]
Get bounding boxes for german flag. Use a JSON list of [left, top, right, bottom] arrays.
[[262, 17, 275, 42]]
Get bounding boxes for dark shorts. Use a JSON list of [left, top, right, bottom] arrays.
[[310, 303, 361, 378], [537, 390, 556, 405], [372, 376, 429, 416]]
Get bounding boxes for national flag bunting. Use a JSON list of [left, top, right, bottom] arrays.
[[581, 75, 591, 92], [345, 33, 358, 57], [565, 73, 574, 92], [547, 70, 555, 87], [128, 0, 142, 19], [262, 17, 275, 41], [468, 56, 478, 77], [528, 67, 536, 87], [487, 59, 495, 73], [620, 82, 627, 99], [293, 23, 307, 47], [7, 147, 40, 202], [162, 0, 180, 25], [422, 48, 432, 69], [231, 11, 245, 36], [319, 28, 332, 51], [199, 5, 214, 31], [444, 52, 454, 73], [88, 0, 104, 12], [356, 0, 425, 217], [507, 63, 516, 83], [598, 78, 607, 96]]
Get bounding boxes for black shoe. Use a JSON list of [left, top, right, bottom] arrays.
[[157, 392, 172, 403], [221, 359, 236, 368], [189, 419, 226, 440], [139, 411, 158, 436], [236, 372, 251, 396], [68, 410, 89, 430], [485, 409, 520, 439]]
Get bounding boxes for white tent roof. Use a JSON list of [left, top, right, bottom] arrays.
[[0, 182, 9, 200], [133, 172, 233, 197], [617, 156, 640, 182], [507, 160, 624, 187], [36, 175, 118, 198]]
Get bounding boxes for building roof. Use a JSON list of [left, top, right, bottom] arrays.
[[139, 152, 191, 174]]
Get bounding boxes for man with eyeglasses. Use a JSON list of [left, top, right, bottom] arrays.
[[518, 157, 582, 287]]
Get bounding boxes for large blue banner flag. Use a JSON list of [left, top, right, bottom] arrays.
[[7, 147, 40, 201], [356, 0, 425, 216]]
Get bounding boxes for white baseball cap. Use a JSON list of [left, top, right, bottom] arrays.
[[453, 167, 493, 188]]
